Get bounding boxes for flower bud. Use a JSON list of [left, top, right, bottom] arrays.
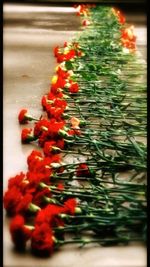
[[52, 146, 61, 153], [75, 207, 82, 214], [59, 129, 69, 138], [28, 203, 41, 213]]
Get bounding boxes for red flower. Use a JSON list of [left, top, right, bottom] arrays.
[[51, 76, 66, 94], [45, 98, 67, 120], [54, 46, 60, 57], [18, 109, 28, 124], [47, 119, 66, 139], [41, 95, 48, 110], [65, 49, 76, 61], [27, 170, 51, 187], [15, 193, 33, 214], [43, 141, 57, 156], [4, 187, 32, 216], [38, 132, 50, 147], [57, 183, 64, 191], [82, 19, 91, 26], [76, 50, 83, 57], [43, 139, 65, 157], [35, 204, 64, 227], [4, 187, 23, 216], [118, 14, 125, 24], [27, 150, 43, 168], [8, 172, 26, 190], [55, 48, 76, 63], [34, 119, 49, 138], [56, 67, 70, 79], [68, 82, 79, 93], [43, 140, 65, 156], [112, 8, 125, 24], [27, 156, 53, 176], [57, 54, 66, 63], [53, 98, 67, 109], [63, 198, 77, 215], [68, 129, 81, 136], [31, 223, 54, 256], [21, 128, 34, 143], [10, 215, 32, 250], [56, 139, 65, 150], [121, 26, 136, 51], [47, 91, 63, 100], [45, 155, 61, 166], [46, 106, 65, 120], [121, 27, 136, 42], [76, 163, 92, 177], [32, 188, 51, 207]]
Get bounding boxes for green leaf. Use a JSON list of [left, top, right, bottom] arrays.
[[65, 61, 73, 70]]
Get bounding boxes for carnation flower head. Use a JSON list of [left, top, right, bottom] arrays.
[[21, 128, 34, 143], [10, 215, 32, 250], [63, 198, 77, 215], [76, 163, 92, 177], [18, 109, 28, 124], [31, 223, 54, 257]]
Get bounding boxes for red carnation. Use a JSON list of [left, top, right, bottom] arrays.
[[57, 183, 64, 191], [43, 140, 65, 156], [63, 198, 77, 215], [76, 163, 92, 177], [18, 109, 28, 124], [15, 193, 33, 214], [67, 129, 81, 136], [46, 106, 65, 120], [48, 90, 64, 100], [118, 14, 125, 24], [77, 50, 83, 57], [51, 76, 66, 93], [45, 154, 61, 166], [56, 67, 70, 79], [47, 119, 66, 139], [4, 187, 23, 216], [57, 54, 66, 63], [53, 98, 67, 109], [10, 215, 32, 250], [27, 150, 43, 168], [41, 95, 48, 110], [82, 20, 91, 26], [27, 157, 53, 178], [68, 82, 79, 93], [27, 170, 51, 187], [34, 119, 49, 138], [43, 141, 56, 156], [57, 139, 65, 149], [65, 49, 76, 61], [21, 128, 35, 143], [8, 172, 26, 190], [32, 188, 51, 207], [31, 223, 54, 256], [38, 131, 49, 147], [35, 204, 64, 227], [54, 46, 60, 57]]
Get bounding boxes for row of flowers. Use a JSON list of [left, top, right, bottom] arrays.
[[4, 4, 96, 256], [4, 4, 145, 257]]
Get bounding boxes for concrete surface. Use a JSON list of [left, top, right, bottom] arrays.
[[3, 3, 147, 267]]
